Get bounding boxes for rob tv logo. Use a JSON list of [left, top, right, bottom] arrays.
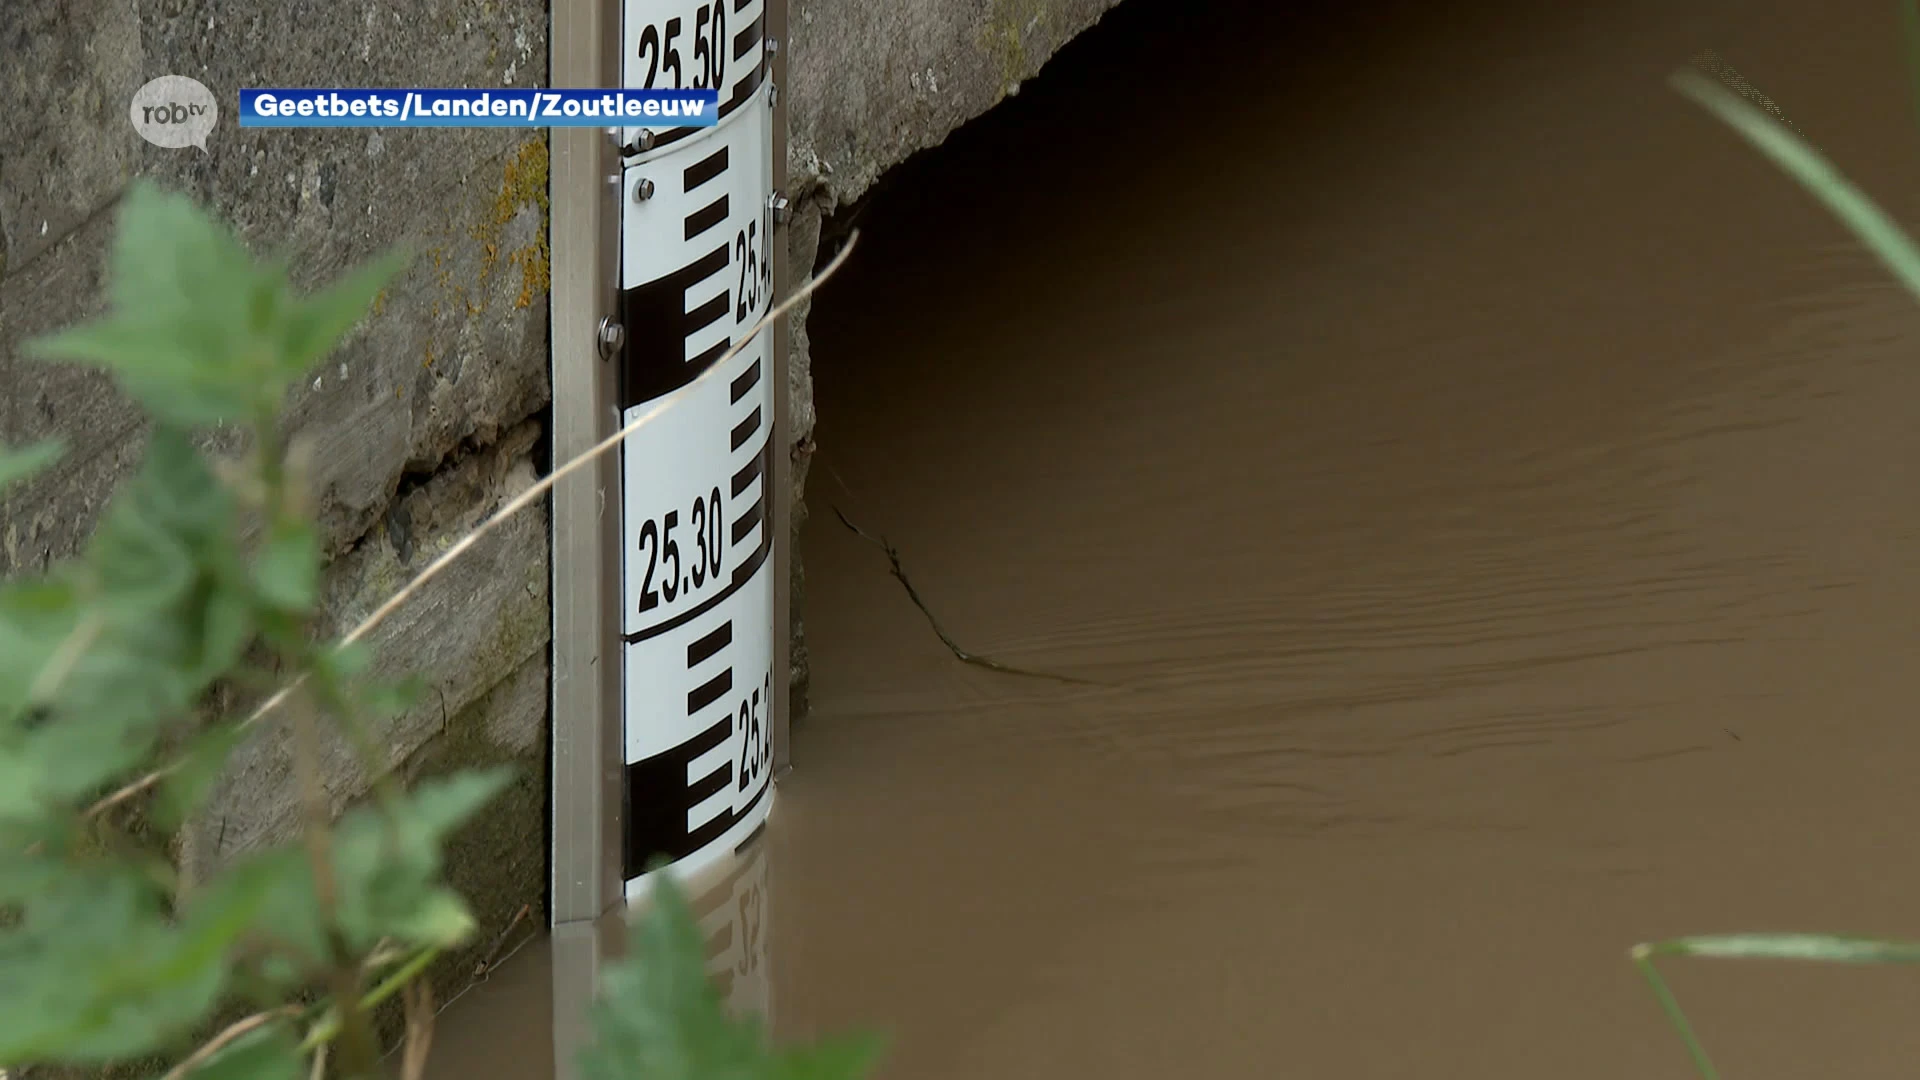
[[129, 75, 219, 152]]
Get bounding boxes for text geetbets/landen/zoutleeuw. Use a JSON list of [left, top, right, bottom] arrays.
[[237, 88, 721, 127]]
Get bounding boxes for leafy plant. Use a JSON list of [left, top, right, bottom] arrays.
[[582, 873, 884, 1080], [0, 179, 873, 1080], [1634, 5, 1920, 1075]]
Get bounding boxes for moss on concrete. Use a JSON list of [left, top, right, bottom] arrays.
[[982, 0, 1054, 97], [474, 137, 552, 311], [390, 652, 549, 1032]]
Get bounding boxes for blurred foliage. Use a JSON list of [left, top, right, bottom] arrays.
[[0, 182, 880, 1080]]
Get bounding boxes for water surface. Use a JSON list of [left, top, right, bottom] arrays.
[[772, 0, 1920, 1076]]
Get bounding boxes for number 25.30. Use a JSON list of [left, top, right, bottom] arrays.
[[636, 488, 725, 613]]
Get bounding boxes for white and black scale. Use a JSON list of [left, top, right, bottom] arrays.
[[616, 0, 780, 898]]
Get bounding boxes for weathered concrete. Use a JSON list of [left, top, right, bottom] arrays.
[[3, 0, 552, 571], [778, 0, 1126, 706], [0, 0, 554, 1016]]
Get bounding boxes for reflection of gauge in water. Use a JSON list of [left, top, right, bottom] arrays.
[[618, 0, 777, 898], [694, 837, 772, 1022]]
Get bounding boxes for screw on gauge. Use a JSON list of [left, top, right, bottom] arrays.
[[768, 193, 791, 226], [633, 178, 656, 203], [626, 129, 656, 154], [596, 318, 625, 359]]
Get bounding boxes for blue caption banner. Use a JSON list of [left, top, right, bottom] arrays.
[[237, 88, 720, 128]]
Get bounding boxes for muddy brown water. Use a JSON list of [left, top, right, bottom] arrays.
[[444, 0, 1920, 1076]]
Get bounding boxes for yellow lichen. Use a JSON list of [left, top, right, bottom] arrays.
[[472, 136, 551, 312], [981, 0, 1051, 95]]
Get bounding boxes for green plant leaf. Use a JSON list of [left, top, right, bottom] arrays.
[[1672, 67, 1920, 302], [102, 183, 256, 320], [88, 427, 234, 623], [0, 863, 229, 1064], [579, 874, 884, 1080], [252, 517, 320, 615], [280, 249, 409, 380], [382, 886, 479, 948], [773, 1035, 890, 1080], [337, 769, 513, 950], [201, 847, 330, 972], [0, 439, 64, 493], [153, 721, 251, 834], [22, 182, 303, 425], [319, 640, 374, 682], [356, 674, 427, 722], [89, 486, 196, 621], [26, 316, 261, 428], [0, 849, 62, 904], [0, 575, 82, 720], [253, 768, 516, 957]]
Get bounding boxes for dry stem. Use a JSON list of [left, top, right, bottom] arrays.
[[160, 1007, 299, 1080], [399, 978, 436, 1080]]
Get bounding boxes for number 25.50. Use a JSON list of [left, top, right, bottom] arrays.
[[636, 4, 727, 90]]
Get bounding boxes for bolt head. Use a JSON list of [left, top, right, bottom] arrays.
[[633, 177, 656, 202], [596, 319, 626, 358]]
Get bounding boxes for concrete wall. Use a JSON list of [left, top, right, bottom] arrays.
[[0, 0, 1121, 1002], [0, 0, 555, 1009]]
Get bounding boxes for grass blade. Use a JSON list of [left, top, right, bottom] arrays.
[[1901, 0, 1920, 138], [1639, 933, 1920, 964], [1630, 934, 1920, 1079], [1631, 945, 1720, 1080], [1670, 67, 1920, 302]]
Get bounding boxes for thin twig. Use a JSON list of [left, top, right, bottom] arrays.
[[400, 977, 436, 1080], [161, 1007, 299, 1080], [473, 902, 532, 979], [289, 689, 378, 1073], [25, 612, 103, 705], [78, 233, 861, 825], [307, 1041, 328, 1080], [830, 505, 1096, 686], [300, 945, 444, 1054], [289, 691, 339, 914]]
